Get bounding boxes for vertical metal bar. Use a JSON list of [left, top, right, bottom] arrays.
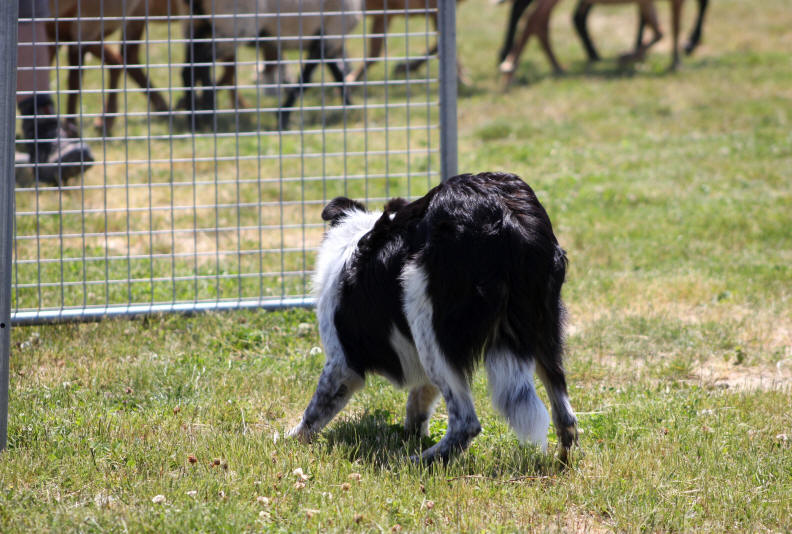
[[233, 2, 243, 302], [168, 1, 178, 306], [404, 0, 412, 199], [437, 0, 457, 182], [254, 4, 265, 302], [144, 0, 156, 305], [0, 0, 19, 452], [422, 0, 431, 191]]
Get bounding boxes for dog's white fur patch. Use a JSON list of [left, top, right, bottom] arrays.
[[485, 347, 550, 451], [313, 210, 381, 299], [400, 261, 469, 400], [389, 325, 428, 388], [313, 210, 380, 377], [287, 210, 377, 442]]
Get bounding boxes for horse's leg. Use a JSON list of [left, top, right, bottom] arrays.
[[97, 45, 123, 135], [572, 0, 599, 62], [394, 7, 468, 84], [90, 44, 124, 135], [639, 0, 663, 48], [326, 50, 353, 106], [347, 14, 386, 83], [500, 0, 561, 83], [668, 0, 684, 70], [684, 0, 709, 55], [122, 20, 170, 114], [635, 7, 646, 51], [256, 41, 286, 96], [500, 0, 544, 79], [278, 41, 323, 130], [394, 9, 436, 76], [218, 63, 249, 109], [535, 0, 563, 74], [620, 0, 662, 64], [180, 20, 216, 129], [65, 45, 84, 132], [498, 0, 535, 63]]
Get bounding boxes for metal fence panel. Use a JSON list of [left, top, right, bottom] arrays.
[[9, 0, 456, 325]]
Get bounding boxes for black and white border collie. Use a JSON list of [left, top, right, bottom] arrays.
[[288, 172, 578, 463]]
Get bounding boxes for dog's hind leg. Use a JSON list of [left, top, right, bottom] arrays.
[[402, 264, 482, 464], [535, 362, 578, 462], [485, 347, 550, 452], [405, 383, 440, 438], [288, 353, 365, 443]]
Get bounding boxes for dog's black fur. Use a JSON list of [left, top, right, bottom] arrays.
[[290, 172, 578, 463], [331, 172, 567, 384]]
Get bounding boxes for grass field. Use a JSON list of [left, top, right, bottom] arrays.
[[3, 0, 792, 531]]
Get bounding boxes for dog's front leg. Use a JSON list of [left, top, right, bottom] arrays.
[[288, 355, 364, 443]]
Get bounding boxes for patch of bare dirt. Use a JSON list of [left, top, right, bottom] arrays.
[[691, 357, 792, 391]]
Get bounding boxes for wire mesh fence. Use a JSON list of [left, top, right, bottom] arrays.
[[8, 0, 456, 324]]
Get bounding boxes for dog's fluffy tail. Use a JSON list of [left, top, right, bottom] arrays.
[[485, 347, 550, 451]]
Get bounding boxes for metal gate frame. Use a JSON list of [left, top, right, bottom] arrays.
[[0, 0, 457, 451], [0, 0, 19, 452]]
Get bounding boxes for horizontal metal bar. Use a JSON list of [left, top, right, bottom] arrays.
[[14, 268, 312, 289], [16, 90, 439, 111], [12, 118, 440, 146], [12, 170, 435, 197], [13, 245, 320, 265], [21, 9, 438, 24], [14, 189, 425, 217], [11, 296, 317, 326], [15, 225, 325, 243], [22, 31, 439, 50]]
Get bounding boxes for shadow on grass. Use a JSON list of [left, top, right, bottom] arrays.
[[321, 409, 571, 478], [506, 56, 688, 87], [322, 409, 430, 467]]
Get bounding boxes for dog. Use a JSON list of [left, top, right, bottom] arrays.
[[288, 171, 578, 463]]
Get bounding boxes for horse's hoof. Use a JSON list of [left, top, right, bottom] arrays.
[[499, 60, 515, 74], [93, 118, 113, 136]]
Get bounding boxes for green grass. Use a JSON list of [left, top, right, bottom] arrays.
[[4, 0, 792, 531]]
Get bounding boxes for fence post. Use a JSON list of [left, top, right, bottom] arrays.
[[438, 0, 458, 182], [0, 0, 18, 452]]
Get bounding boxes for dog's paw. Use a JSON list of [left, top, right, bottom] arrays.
[[286, 422, 314, 444], [409, 452, 439, 466], [557, 425, 579, 465]]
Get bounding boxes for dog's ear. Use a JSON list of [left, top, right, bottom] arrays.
[[321, 197, 366, 226], [384, 197, 408, 214]]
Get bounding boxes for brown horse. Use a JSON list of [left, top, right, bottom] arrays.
[[499, 0, 708, 86]]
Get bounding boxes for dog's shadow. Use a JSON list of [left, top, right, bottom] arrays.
[[322, 409, 429, 467], [321, 409, 568, 478]]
